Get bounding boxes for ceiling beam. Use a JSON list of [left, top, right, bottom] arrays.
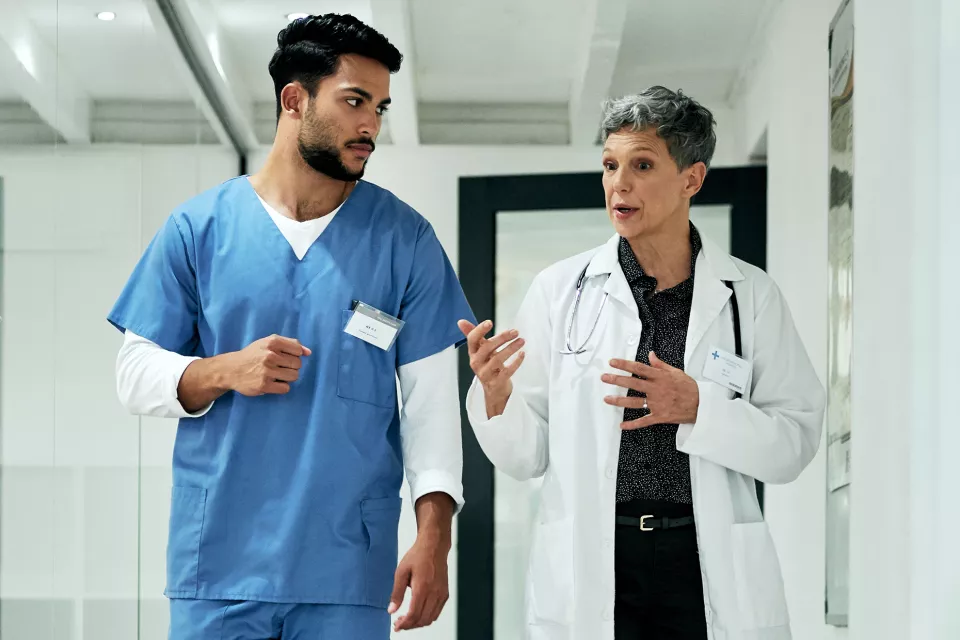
[[144, 0, 259, 156], [369, 0, 419, 146], [568, 0, 628, 146], [0, 2, 91, 144]]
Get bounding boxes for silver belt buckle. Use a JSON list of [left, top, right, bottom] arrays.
[[640, 515, 654, 531]]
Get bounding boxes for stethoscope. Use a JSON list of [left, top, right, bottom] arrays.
[[559, 265, 609, 355], [560, 263, 744, 397]]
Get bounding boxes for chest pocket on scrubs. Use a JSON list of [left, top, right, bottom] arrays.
[[338, 309, 397, 409]]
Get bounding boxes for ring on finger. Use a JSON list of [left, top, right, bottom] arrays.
[[642, 397, 648, 410]]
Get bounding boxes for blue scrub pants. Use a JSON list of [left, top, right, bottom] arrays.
[[169, 599, 390, 640]]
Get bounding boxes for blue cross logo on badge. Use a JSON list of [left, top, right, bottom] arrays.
[[712, 351, 720, 360]]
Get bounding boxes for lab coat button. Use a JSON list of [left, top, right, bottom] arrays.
[[603, 607, 613, 621], [627, 335, 638, 345], [704, 605, 713, 621], [605, 467, 616, 479], [604, 537, 614, 549]]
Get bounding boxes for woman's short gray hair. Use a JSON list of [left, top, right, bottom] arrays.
[[600, 86, 717, 169]]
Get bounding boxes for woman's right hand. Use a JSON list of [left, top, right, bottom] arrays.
[[458, 319, 525, 418]]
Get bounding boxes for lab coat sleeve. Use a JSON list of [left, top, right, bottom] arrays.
[[465, 274, 551, 481], [116, 330, 213, 418], [397, 346, 464, 514], [677, 281, 825, 484]]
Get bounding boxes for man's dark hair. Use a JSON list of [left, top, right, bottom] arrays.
[[268, 13, 402, 120]]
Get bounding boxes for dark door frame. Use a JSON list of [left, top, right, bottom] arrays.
[[455, 166, 767, 640]]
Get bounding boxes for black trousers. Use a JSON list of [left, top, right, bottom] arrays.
[[614, 502, 708, 639]]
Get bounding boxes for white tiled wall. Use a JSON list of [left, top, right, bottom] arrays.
[[0, 145, 237, 640]]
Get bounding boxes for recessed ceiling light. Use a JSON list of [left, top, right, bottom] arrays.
[[96, 11, 116, 21], [287, 12, 309, 22]]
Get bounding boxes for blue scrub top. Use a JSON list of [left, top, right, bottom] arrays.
[[108, 177, 475, 607]]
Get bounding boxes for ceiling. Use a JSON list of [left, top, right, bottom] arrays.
[[0, 0, 772, 146]]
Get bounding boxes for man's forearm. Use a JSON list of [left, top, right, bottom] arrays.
[[414, 492, 454, 550], [177, 353, 235, 414]]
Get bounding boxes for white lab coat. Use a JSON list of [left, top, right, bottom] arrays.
[[466, 233, 825, 640]]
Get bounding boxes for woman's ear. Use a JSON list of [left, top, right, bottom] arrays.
[[683, 162, 708, 199]]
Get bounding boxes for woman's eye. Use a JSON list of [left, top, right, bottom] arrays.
[[377, 106, 389, 116], [638, 162, 651, 170], [346, 98, 360, 107], [604, 162, 616, 171]]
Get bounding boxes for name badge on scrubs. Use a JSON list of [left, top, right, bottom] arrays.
[[702, 345, 751, 394], [344, 301, 404, 351]]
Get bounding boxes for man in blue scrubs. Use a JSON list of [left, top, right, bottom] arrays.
[[109, 14, 474, 639]]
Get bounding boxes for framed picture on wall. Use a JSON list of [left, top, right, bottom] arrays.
[[825, 0, 853, 627]]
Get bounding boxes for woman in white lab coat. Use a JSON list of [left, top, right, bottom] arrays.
[[458, 87, 825, 640]]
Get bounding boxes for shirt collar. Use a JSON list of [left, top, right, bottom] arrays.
[[618, 223, 703, 288], [584, 224, 743, 284]]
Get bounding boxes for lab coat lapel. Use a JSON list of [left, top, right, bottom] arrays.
[[586, 234, 638, 317], [684, 236, 744, 368]]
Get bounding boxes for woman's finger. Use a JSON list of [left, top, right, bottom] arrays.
[[464, 320, 493, 354], [603, 395, 648, 409], [600, 373, 648, 393], [491, 337, 525, 365], [502, 351, 526, 378], [476, 329, 520, 361], [478, 345, 524, 383], [620, 414, 660, 430], [609, 358, 658, 379]]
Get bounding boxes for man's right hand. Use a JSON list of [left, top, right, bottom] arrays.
[[177, 334, 311, 413], [458, 320, 524, 419], [224, 334, 312, 396]]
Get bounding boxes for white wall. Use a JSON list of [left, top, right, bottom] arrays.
[[848, 0, 960, 638], [732, 0, 848, 638], [0, 145, 239, 640], [736, 0, 960, 638]]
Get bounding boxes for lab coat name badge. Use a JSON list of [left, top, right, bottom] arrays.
[[702, 346, 750, 394], [344, 301, 404, 351]]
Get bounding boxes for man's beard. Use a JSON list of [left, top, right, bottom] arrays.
[[298, 111, 373, 182]]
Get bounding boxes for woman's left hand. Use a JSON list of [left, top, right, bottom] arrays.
[[602, 351, 700, 430]]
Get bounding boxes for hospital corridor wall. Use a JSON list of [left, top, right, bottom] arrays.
[[0, 145, 237, 639]]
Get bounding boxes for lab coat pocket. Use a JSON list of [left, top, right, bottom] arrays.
[[361, 496, 403, 606], [730, 521, 789, 630], [165, 486, 207, 598], [338, 310, 397, 409], [527, 518, 574, 625]]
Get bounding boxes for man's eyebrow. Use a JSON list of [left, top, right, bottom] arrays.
[[342, 86, 373, 101]]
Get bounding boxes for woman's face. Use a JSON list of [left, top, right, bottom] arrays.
[[601, 127, 705, 241]]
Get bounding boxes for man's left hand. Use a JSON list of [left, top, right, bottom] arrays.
[[602, 351, 700, 429], [388, 531, 450, 631]]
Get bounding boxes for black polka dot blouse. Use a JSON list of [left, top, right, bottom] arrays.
[[615, 224, 703, 505]]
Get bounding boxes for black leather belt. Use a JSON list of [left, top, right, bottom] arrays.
[[616, 515, 695, 531]]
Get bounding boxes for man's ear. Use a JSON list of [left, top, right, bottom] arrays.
[[280, 83, 307, 120]]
